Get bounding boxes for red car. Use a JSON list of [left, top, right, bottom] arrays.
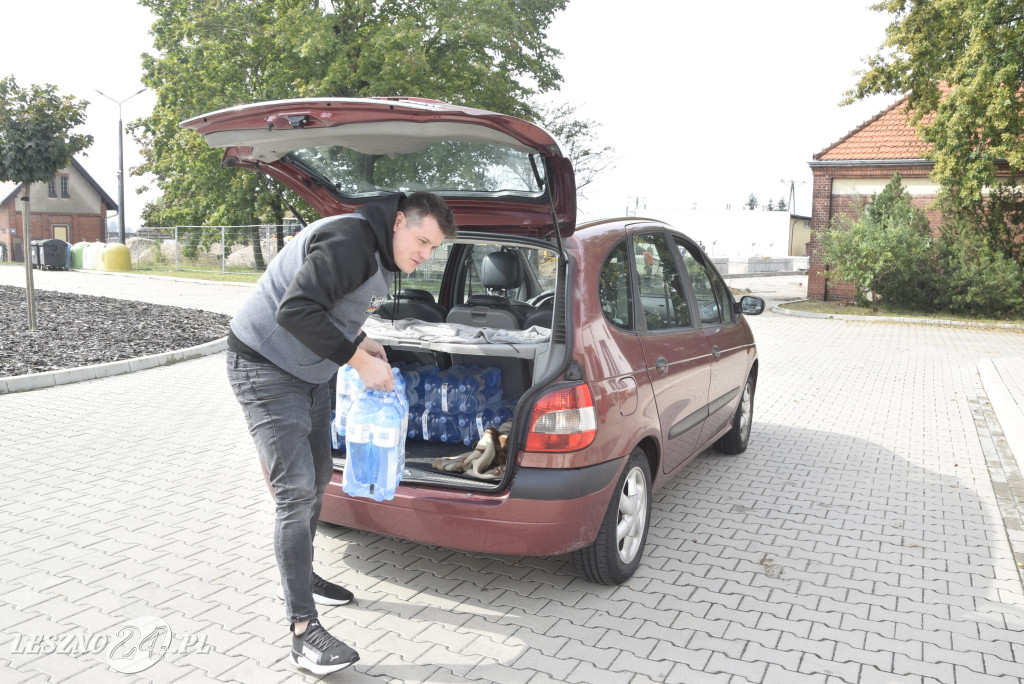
[[184, 98, 765, 584]]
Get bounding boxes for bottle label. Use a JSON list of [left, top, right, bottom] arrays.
[[441, 385, 450, 413], [348, 422, 372, 442], [373, 426, 400, 447]]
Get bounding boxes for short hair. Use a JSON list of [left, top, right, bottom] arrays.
[[400, 191, 458, 238]]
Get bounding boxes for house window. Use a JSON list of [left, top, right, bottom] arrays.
[[60, 176, 70, 198], [48, 178, 57, 197]]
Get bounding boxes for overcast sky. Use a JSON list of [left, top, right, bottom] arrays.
[[1, 0, 897, 228]]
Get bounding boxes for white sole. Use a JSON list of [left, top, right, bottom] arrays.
[[290, 652, 356, 675]]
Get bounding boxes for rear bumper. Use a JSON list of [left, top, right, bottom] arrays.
[[319, 457, 624, 557]]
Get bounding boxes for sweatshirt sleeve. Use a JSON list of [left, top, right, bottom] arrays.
[[275, 220, 380, 365]]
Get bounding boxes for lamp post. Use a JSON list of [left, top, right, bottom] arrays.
[[95, 87, 146, 244]]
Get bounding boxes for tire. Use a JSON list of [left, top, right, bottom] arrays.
[[714, 374, 754, 455], [572, 448, 652, 585]]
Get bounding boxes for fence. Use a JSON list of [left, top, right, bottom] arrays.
[[122, 224, 301, 274]]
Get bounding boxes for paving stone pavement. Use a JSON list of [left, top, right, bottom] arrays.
[[2, 272, 1024, 683]]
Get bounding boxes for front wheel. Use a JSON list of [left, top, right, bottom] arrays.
[[714, 374, 754, 455], [572, 448, 652, 584]]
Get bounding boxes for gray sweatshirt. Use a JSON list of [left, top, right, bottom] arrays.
[[228, 194, 402, 383]]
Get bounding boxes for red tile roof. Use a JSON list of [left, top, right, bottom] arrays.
[[814, 96, 934, 161]]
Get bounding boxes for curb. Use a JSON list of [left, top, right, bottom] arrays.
[[979, 359, 1024, 473], [67, 268, 258, 288], [772, 301, 1024, 332], [0, 336, 227, 395]]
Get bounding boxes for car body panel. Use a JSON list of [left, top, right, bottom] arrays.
[[319, 457, 625, 556]]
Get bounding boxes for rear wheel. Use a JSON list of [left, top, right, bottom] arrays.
[[714, 374, 754, 455], [572, 448, 651, 584]]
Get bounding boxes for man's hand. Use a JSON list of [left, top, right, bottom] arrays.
[[359, 335, 387, 362], [348, 347, 394, 391]]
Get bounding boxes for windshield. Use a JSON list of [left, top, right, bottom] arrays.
[[290, 141, 546, 199]]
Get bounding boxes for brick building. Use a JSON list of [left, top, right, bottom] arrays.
[[0, 158, 117, 262], [806, 98, 943, 301]]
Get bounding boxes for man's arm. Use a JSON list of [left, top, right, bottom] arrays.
[[275, 222, 379, 365]]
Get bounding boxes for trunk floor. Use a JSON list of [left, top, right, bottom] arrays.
[[331, 439, 503, 490]]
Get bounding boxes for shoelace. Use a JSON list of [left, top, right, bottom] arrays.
[[303, 622, 344, 653]]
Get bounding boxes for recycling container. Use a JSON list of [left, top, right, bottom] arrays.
[[38, 239, 68, 270], [82, 242, 105, 270], [99, 243, 132, 271], [70, 241, 88, 268]]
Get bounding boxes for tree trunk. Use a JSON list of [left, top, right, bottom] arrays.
[[251, 226, 266, 271], [21, 185, 37, 331]]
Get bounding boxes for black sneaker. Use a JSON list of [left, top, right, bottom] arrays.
[[290, 619, 359, 675], [277, 573, 354, 606]]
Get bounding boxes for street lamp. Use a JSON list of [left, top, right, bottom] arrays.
[[95, 87, 146, 244]]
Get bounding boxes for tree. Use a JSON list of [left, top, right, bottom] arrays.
[[536, 103, 615, 195], [134, 0, 583, 233], [0, 76, 92, 330], [845, 0, 1024, 216], [776, 197, 787, 212], [746, 194, 758, 210], [821, 173, 936, 311]]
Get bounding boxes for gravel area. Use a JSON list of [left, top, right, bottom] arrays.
[[0, 285, 231, 377]]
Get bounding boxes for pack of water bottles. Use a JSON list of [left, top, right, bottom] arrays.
[[393, 362, 514, 448], [339, 367, 409, 502]]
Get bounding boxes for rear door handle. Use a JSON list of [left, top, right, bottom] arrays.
[[655, 357, 668, 374]]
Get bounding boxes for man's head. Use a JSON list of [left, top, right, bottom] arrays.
[[392, 192, 457, 274]]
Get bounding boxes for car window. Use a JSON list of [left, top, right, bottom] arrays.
[[401, 241, 450, 302], [710, 266, 735, 324], [634, 232, 691, 331], [463, 243, 547, 302], [675, 239, 732, 325], [599, 240, 634, 330]]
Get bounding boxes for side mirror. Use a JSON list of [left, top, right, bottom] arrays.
[[736, 296, 765, 316]]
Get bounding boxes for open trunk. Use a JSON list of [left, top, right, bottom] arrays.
[[330, 235, 571, 493]]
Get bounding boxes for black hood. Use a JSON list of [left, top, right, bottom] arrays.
[[354, 192, 404, 273]]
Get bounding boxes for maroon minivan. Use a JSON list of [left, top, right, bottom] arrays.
[[183, 98, 765, 584]]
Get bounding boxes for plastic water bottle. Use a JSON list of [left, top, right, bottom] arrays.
[[436, 413, 462, 444], [407, 405, 426, 439], [458, 408, 495, 445], [420, 410, 441, 442], [493, 401, 515, 427], [458, 366, 501, 394], [392, 368, 409, 443], [371, 392, 405, 501], [332, 365, 363, 449], [422, 370, 446, 411], [455, 385, 503, 414], [439, 375, 463, 413], [343, 390, 380, 499]]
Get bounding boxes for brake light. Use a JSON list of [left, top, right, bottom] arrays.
[[525, 384, 597, 452]]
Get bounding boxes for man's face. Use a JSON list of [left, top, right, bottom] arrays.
[[392, 211, 446, 274]]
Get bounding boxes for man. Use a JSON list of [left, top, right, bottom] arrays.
[[226, 191, 456, 675]]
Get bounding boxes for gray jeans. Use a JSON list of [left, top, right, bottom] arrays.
[[226, 351, 333, 623]]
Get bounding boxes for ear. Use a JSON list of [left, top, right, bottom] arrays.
[[393, 211, 406, 233]]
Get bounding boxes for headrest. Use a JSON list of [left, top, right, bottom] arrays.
[[480, 252, 523, 291], [394, 288, 435, 303]]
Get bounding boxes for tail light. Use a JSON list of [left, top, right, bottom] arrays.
[[525, 384, 597, 452]]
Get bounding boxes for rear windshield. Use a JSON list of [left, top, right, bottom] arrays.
[[290, 141, 546, 199]]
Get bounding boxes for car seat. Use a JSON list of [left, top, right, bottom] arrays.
[[446, 252, 529, 330], [376, 288, 447, 323]]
